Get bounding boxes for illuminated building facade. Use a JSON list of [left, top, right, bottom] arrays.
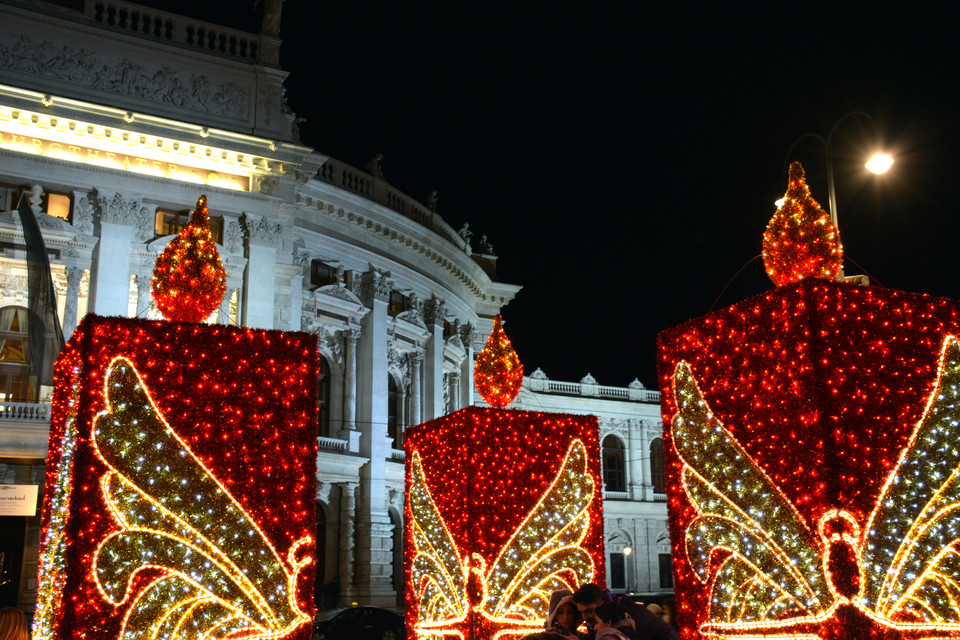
[[0, 0, 670, 614]]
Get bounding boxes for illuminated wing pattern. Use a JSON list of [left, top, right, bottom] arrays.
[[408, 440, 596, 639], [480, 439, 596, 623], [860, 335, 960, 626], [91, 357, 312, 640], [673, 362, 832, 630], [408, 451, 469, 635]]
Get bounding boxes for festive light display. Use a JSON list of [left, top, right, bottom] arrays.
[[404, 407, 605, 640], [474, 315, 523, 408], [33, 316, 319, 640], [151, 195, 227, 322], [657, 279, 960, 639], [762, 162, 843, 286]]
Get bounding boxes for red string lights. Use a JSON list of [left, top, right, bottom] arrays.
[[762, 162, 843, 286], [33, 316, 319, 640], [657, 279, 960, 640], [151, 195, 227, 322], [474, 315, 523, 408], [404, 407, 605, 640]]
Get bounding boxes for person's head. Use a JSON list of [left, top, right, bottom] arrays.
[[546, 590, 581, 633], [595, 601, 623, 630], [661, 598, 676, 625], [647, 602, 663, 618], [521, 633, 568, 640], [572, 583, 606, 626], [0, 607, 28, 640]]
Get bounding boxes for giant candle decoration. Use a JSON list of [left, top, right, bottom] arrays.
[[405, 318, 604, 640], [658, 176, 960, 639]]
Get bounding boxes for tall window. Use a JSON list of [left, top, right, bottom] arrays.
[[650, 438, 665, 494], [608, 552, 626, 590], [659, 553, 674, 588], [602, 435, 626, 493], [388, 291, 410, 317], [388, 375, 401, 448], [318, 356, 331, 437], [0, 306, 38, 402]]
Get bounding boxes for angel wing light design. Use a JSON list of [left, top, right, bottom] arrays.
[[672, 334, 960, 639], [409, 439, 596, 640], [91, 357, 313, 640]]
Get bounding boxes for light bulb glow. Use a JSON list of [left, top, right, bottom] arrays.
[[865, 153, 894, 174]]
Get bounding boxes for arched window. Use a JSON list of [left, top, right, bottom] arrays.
[[602, 435, 626, 493], [650, 437, 665, 494], [0, 306, 37, 403], [318, 356, 331, 437], [388, 374, 402, 448]]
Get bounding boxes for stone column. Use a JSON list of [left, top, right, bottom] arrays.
[[62, 266, 84, 340], [640, 422, 653, 501], [354, 270, 396, 607], [409, 352, 422, 427], [135, 267, 153, 318], [339, 329, 360, 452], [627, 420, 645, 501], [447, 372, 460, 413], [242, 214, 281, 329], [337, 481, 358, 604], [460, 324, 476, 407], [423, 297, 446, 420]]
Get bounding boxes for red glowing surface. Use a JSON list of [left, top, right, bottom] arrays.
[[35, 316, 318, 640], [657, 279, 960, 639]]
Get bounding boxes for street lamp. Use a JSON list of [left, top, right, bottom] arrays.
[[623, 546, 632, 594], [780, 111, 893, 235]]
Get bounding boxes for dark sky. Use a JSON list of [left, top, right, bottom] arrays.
[[150, 2, 960, 389]]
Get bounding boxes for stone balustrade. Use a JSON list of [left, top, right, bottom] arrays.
[[525, 375, 661, 403], [316, 157, 468, 252], [88, 1, 260, 63], [0, 402, 51, 423]]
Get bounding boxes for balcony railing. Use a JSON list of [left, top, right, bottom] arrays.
[[525, 378, 661, 403], [317, 436, 347, 454], [87, 1, 260, 63], [316, 157, 468, 252], [0, 402, 51, 423]]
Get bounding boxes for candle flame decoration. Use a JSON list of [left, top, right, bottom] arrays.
[[474, 315, 523, 408], [151, 195, 227, 322], [762, 162, 843, 286]]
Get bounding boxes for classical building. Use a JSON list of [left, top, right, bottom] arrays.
[[507, 370, 670, 598], [0, 0, 670, 614]]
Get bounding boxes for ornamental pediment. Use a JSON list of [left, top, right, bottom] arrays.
[[313, 284, 367, 325]]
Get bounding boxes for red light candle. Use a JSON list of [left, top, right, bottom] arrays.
[[33, 316, 319, 640], [657, 279, 960, 639]]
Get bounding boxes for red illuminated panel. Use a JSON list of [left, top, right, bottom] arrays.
[[404, 406, 605, 640], [657, 279, 960, 639], [33, 315, 319, 640]]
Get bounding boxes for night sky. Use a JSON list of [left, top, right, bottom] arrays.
[[149, 2, 960, 389]]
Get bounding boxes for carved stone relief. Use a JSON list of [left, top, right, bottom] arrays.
[[0, 34, 249, 119], [242, 214, 282, 249]]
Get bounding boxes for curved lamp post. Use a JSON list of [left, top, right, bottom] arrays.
[[780, 111, 893, 235]]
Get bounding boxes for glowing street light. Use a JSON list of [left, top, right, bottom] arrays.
[[781, 111, 893, 234], [866, 153, 894, 174], [623, 546, 632, 594]]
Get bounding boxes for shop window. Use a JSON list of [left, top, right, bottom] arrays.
[[602, 435, 626, 492], [0, 306, 38, 403], [650, 438, 665, 494]]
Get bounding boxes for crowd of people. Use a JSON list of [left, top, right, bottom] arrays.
[[528, 584, 679, 640]]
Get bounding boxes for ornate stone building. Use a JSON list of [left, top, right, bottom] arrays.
[[0, 0, 670, 613]]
